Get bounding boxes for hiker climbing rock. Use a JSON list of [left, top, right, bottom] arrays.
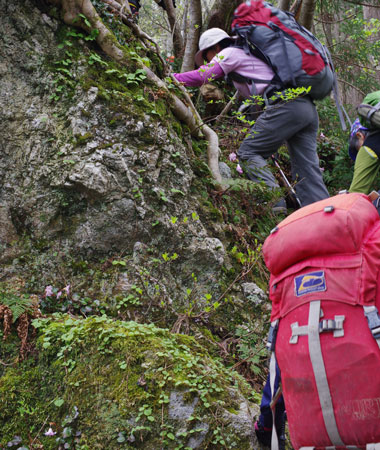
[[173, 1, 334, 213], [348, 91, 380, 194]]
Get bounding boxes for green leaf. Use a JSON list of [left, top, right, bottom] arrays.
[[112, 260, 126, 266], [78, 13, 91, 28], [170, 188, 185, 195], [105, 69, 120, 75]]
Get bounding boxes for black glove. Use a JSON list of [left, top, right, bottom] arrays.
[[157, 0, 176, 10], [129, 0, 141, 14]]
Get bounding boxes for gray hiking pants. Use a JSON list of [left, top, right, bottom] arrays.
[[237, 96, 329, 206]]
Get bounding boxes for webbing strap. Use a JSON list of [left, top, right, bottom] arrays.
[[269, 351, 279, 450], [363, 306, 380, 350], [367, 444, 380, 450], [308, 301, 344, 446], [270, 24, 295, 86], [290, 316, 345, 344], [366, 101, 380, 120]]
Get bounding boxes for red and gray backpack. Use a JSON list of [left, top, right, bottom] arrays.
[[263, 193, 380, 449], [231, 0, 348, 128]]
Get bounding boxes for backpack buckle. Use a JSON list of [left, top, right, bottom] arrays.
[[364, 306, 380, 339], [319, 316, 345, 337]]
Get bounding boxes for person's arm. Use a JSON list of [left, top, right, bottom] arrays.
[[172, 61, 225, 87]]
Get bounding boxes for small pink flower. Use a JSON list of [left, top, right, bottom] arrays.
[[44, 427, 56, 436], [45, 286, 53, 297], [229, 152, 237, 162], [320, 132, 326, 138], [236, 164, 243, 174], [56, 291, 62, 299], [63, 285, 70, 295]]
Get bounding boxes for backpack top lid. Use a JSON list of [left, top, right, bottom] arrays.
[[263, 193, 379, 276], [232, 0, 267, 29]]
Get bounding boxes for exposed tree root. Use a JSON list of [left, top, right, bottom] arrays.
[[48, 0, 224, 188]]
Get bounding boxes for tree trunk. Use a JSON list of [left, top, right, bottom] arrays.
[[180, 0, 202, 72], [162, 0, 184, 58], [206, 0, 242, 32], [298, 0, 317, 30], [364, 4, 380, 84], [181, 0, 189, 53], [278, 0, 291, 12]]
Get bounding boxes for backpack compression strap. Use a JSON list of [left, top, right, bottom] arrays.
[[357, 102, 380, 129], [308, 301, 345, 445]]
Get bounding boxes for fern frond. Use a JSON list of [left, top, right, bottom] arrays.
[[0, 292, 34, 322]]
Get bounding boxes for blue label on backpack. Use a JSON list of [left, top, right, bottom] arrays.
[[295, 271, 326, 297]]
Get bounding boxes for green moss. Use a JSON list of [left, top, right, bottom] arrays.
[[200, 199, 224, 223], [74, 132, 93, 146], [171, 120, 183, 137], [192, 140, 207, 157], [0, 316, 257, 448]]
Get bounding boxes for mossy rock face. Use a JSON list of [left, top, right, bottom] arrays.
[[0, 315, 260, 449], [0, 4, 273, 448]]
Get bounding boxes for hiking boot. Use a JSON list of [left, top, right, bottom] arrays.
[[254, 421, 271, 447], [254, 421, 286, 450], [272, 198, 287, 215]]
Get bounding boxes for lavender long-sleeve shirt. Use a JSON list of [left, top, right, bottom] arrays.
[[173, 47, 274, 98]]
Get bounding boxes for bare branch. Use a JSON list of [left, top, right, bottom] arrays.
[[342, 0, 380, 7], [315, 13, 355, 24], [338, 78, 366, 96], [215, 91, 239, 123]]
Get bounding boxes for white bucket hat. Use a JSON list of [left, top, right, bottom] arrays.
[[194, 28, 232, 67]]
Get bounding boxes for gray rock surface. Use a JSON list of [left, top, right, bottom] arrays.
[[0, 2, 268, 447]]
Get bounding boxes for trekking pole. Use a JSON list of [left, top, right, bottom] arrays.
[[271, 155, 302, 209]]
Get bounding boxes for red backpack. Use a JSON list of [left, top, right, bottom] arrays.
[[231, 1, 334, 101], [263, 193, 380, 449]]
